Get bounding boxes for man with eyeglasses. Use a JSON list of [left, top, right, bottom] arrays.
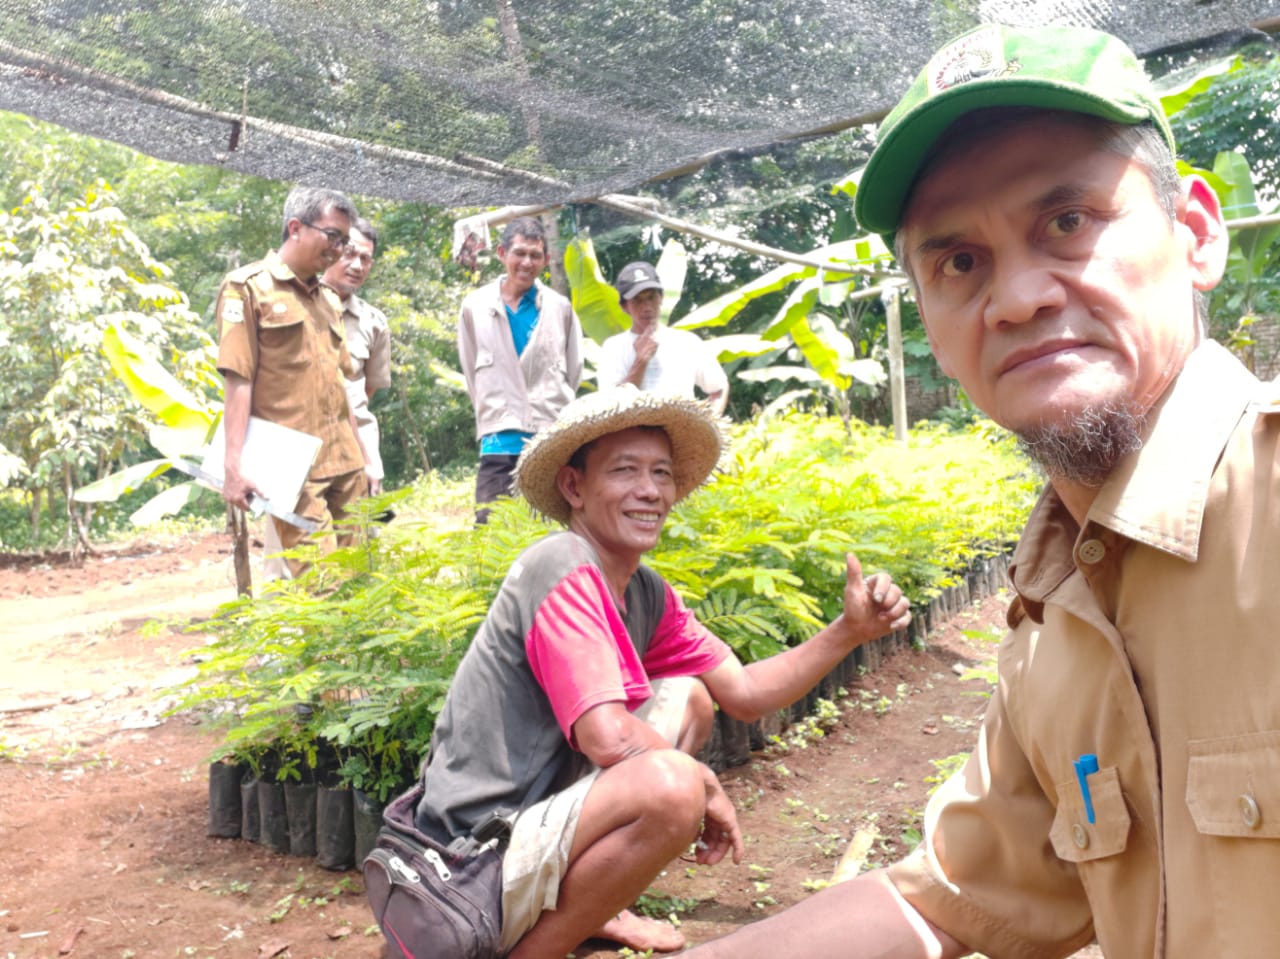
[[215, 185, 372, 579]]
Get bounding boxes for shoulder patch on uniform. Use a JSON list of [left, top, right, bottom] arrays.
[[224, 261, 261, 284], [220, 297, 245, 325]]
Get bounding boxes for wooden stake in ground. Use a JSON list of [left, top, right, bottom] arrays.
[[231, 505, 251, 596], [831, 827, 880, 884]]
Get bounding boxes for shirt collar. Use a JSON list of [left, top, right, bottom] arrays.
[[265, 248, 319, 292], [1008, 340, 1259, 618], [500, 277, 540, 308], [1087, 340, 1256, 561]]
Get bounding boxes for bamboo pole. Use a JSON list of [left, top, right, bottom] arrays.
[[884, 287, 908, 443]]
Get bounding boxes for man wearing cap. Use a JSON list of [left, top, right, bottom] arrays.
[[216, 185, 371, 577], [410, 387, 910, 958], [599, 261, 730, 414], [457, 215, 583, 523], [686, 22, 1280, 959]]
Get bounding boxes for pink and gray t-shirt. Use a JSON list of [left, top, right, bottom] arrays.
[[415, 531, 731, 843]]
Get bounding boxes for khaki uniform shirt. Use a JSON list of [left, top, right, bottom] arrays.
[[215, 250, 364, 479], [889, 341, 1280, 959], [341, 293, 391, 426], [340, 294, 391, 479]]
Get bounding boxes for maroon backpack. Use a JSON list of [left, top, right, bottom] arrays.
[[363, 783, 504, 959]]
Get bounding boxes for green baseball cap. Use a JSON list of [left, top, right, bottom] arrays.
[[854, 23, 1174, 238]]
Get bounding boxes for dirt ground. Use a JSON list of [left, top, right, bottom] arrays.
[[0, 530, 1061, 959]]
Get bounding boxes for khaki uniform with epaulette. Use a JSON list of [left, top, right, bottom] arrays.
[[215, 249, 366, 571]]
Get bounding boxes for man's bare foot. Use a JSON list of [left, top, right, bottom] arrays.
[[596, 909, 686, 953]]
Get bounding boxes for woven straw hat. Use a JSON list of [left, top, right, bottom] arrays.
[[514, 385, 727, 524]]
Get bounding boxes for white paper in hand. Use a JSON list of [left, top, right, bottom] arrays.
[[200, 416, 322, 511]]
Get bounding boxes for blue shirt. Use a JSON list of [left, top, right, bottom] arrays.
[[480, 284, 539, 456]]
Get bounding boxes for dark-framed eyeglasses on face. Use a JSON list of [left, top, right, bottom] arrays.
[[299, 220, 351, 250]]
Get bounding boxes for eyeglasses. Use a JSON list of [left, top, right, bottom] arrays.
[[299, 220, 351, 250]]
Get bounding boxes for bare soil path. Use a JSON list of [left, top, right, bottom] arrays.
[[0, 531, 1077, 959]]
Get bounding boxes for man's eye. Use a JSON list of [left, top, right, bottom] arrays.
[[940, 251, 976, 277], [1046, 211, 1084, 238]]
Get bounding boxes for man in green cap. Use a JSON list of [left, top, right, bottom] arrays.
[[687, 22, 1279, 959]]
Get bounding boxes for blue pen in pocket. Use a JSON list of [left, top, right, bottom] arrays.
[[1073, 754, 1099, 824]]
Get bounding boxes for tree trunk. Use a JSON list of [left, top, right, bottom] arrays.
[[393, 379, 432, 474], [540, 212, 569, 296], [494, 0, 569, 295], [27, 486, 43, 546], [63, 465, 97, 559], [495, 0, 542, 146]]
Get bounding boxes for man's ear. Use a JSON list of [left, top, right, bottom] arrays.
[[1179, 175, 1229, 292], [556, 465, 585, 512], [917, 303, 956, 378]]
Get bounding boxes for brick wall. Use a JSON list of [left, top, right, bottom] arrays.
[[1245, 316, 1280, 381]]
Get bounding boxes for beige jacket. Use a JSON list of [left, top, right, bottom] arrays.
[[456, 278, 582, 441], [890, 341, 1280, 958]]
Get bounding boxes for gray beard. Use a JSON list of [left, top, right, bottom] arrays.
[[1016, 406, 1146, 488]]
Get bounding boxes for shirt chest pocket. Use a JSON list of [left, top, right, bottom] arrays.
[[258, 294, 310, 331], [256, 299, 311, 373], [1050, 765, 1131, 864], [346, 333, 370, 363], [1187, 731, 1280, 838]]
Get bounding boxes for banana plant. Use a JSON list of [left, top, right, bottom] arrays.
[[563, 234, 776, 378], [676, 233, 897, 400], [73, 321, 219, 525], [563, 233, 693, 342]]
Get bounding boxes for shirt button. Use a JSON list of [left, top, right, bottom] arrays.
[[1072, 823, 1090, 849], [1239, 794, 1261, 829], [1078, 539, 1107, 564]]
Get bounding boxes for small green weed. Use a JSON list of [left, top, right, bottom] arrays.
[[268, 893, 294, 922], [633, 890, 701, 924], [329, 875, 359, 896], [926, 753, 969, 793]]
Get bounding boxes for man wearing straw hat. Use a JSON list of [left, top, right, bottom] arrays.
[[688, 21, 1276, 959], [412, 385, 911, 958]]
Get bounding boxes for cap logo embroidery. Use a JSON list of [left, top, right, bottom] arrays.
[[927, 24, 1007, 94]]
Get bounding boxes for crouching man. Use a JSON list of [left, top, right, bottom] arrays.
[[412, 386, 911, 958]]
